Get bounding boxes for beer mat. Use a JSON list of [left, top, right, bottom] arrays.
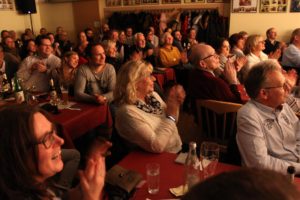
[[169, 185, 187, 197], [57, 101, 77, 110]]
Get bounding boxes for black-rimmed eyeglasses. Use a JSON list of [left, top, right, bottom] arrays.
[[200, 53, 219, 61]]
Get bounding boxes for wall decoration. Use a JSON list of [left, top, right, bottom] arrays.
[[141, 0, 159, 4], [260, 0, 287, 12], [106, 0, 121, 6], [184, 0, 205, 2], [207, 0, 224, 2], [232, 0, 258, 12], [162, 0, 181, 3], [123, 0, 141, 5], [290, 0, 300, 12], [0, 0, 13, 10]]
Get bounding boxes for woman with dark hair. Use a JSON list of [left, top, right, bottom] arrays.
[[215, 37, 247, 78], [0, 104, 105, 200], [20, 39, 37, 60], [229, 33, 245, 58]]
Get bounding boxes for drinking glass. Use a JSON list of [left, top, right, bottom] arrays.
[[60, 83, 69, 105], [146, 163, 160, 194], [200, 142, 219, 179]]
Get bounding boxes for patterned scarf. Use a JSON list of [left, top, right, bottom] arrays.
[[135, 94, 163, 115]]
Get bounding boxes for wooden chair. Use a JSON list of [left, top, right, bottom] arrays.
[[195, 99, 243, 164]]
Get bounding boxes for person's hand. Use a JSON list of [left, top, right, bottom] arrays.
[[283, 69, 298, 93], [223, 61, 238, 85], [94, 94, 107, 104], [88, 139, 112, 160], [234, 56, 247, 72], [79, 156, 106, 200], [166, 84, 185, 117], [180, 51, 188, 64]]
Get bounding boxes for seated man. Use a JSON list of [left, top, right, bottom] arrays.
[[282, 28, 300, 68], [237, 59, 300, 174], [17, 35, 61, 92], [188, 43, 248, 104], [74, 43, 116, 104]]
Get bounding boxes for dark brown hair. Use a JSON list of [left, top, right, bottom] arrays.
[[0, 104, 53, 199]]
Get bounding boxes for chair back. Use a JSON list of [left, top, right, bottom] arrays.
[[196, 99, 242, 144], [195, 99, 243, 165]]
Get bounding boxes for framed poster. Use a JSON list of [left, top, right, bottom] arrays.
[[207, 0, 224, 2], [232, 0, 258, 12], [184, 0, 205, 2], [141, 0, 159, 4], [123, 0, 141, 5], [260, 0, 287, 12], [161, 0, 181, 3], [290, 0, 300, 12], [105, 0, 121, 6], [0, 0, 13, 10]]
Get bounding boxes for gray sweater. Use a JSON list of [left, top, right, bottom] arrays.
[[74, 63, 116, 103]]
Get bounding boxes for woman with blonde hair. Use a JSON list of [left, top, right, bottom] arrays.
[[240, 34, 269, 82], [114, 60, 185, 153]]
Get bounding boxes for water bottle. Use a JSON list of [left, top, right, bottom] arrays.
[[185, 142, 200, 191]]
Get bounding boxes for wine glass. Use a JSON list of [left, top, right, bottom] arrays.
[[200, 141, 219, 179]]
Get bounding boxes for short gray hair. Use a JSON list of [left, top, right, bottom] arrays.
[[244, 59, 281, 99]]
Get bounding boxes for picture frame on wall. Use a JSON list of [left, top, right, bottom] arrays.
[[232, 0, 258, 12], [141, 0, 159, 4], [290, 0, 300, 12], [207, 0, 224, 3], [184, 0, 205, 2], [161, 0, 181, 3], [260, 0, 287, 12], [0, 0, 13, 10]]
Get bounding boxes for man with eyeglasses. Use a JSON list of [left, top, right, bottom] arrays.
[[188, 43, 247, 104], [237, 59, 300, 174], [17, 35, 61, 92]]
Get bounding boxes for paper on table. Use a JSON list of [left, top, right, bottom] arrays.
[[169, 184, 188, 197], [57, 101, 77, 110]]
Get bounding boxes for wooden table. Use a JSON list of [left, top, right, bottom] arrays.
[[118, 151, 300, 199], [50, 102, 112, 148]]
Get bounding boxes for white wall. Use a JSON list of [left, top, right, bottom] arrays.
[[229, 12, 300, 43]]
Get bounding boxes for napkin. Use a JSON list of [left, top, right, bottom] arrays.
[[169, 184, 188, 197]]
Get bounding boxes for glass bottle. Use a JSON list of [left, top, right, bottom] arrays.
[[49, 78, 58, 106], [287, 165, 295, 183], [185, 142, 200, 191], [1, 73, 11, 99], [12, 75, 25, 103]]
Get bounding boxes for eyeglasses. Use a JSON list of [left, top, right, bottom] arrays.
[[34, 128, 57, 149], [201, 53, 219, 61], [263, 82, 288, 90]]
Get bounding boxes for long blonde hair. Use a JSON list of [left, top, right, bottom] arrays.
[[114, 60, 153, 106]]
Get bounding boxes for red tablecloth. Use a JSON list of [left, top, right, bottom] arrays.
[[50, 102, 112, 148], [119, 151, 300, 199]]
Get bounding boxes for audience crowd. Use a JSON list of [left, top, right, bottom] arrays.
[[1, 23, 300, 199]]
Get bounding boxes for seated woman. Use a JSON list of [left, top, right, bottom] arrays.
[[0, 104, 105, 200], [229, 33, 245, 58], [214, 37, 247, 78], [74, 43, 116, 104], [114, 60, 185, 153], [59, 51, 79, 96], [20, 39, 37, 60]]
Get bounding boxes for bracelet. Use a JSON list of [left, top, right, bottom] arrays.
[[166, 115, 176, 123]]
